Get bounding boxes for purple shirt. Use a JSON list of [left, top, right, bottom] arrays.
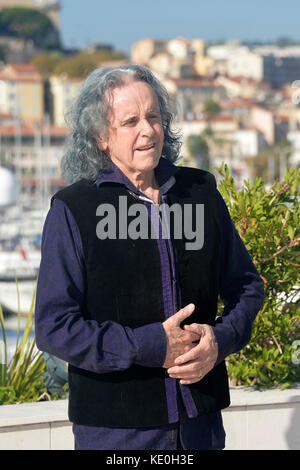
[[35, 158, 265, 450]]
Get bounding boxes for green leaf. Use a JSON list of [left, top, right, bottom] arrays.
[[287, 225, 295, 240], [216, 166, 300, 389]]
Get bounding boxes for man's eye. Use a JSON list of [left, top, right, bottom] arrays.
[[123, 118, 137, 126]]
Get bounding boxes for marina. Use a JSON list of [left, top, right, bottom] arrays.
[[0, 166, 46, 317]]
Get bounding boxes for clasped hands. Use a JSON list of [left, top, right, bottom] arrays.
[[162, 304, 218, 385]]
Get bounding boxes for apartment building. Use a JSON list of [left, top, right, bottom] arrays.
[[216, 75, 269, 100], [220, 97, 255, 126], [131, 37, 215, 78], [249, 106, 290, 146], [227, 47, 300, 88], [131, 38, 166, 65], [179, 114, 238, 160], [0, 64, 44, 121], [49, 74, 83, 126], [172, 78, 227, 120]]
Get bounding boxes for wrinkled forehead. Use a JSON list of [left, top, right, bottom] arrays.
[[104, 79, 161, 119]]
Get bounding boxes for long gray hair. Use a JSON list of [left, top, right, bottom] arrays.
[[61, 65, 182, 184]]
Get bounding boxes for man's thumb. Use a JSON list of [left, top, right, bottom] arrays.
[[174, 303, 195, 325]]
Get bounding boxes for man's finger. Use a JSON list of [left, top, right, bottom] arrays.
[[172, 304, 195, 326], [181, 330, 200, 344], [168, 361, 199, 375], [174, 342, 202, 365], [184, 324, 204, 335]]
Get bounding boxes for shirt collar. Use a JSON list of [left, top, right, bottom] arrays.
[[96, 157, 179, 197]]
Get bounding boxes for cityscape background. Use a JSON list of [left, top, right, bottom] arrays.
[[0, 0, 299, 314]]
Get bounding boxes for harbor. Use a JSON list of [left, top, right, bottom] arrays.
[[0, 170, 44, 317]]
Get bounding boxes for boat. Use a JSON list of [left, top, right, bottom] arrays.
[[0, 198, 45, 315]]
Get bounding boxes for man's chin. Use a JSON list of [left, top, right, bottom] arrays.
[[136, 154, 161, 170]]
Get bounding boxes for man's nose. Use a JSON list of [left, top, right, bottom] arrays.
[[140, 118, 155, 136]]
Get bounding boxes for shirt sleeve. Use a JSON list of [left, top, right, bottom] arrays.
[[34, 197, 167, 374], [212, 191, 265, 365]]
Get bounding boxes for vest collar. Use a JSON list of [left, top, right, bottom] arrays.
[[96, 157, 179, 198]]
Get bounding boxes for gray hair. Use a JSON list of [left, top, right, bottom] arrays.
[[61, 65, 182, 184]]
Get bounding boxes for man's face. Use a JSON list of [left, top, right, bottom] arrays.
[[98, 80, 164, 178]]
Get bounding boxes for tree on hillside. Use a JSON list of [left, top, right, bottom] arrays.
[[52, 51, 127, 78], [0, 7, 60, 49], [203, 98, 221, 117], [31, 51, 63, 76]]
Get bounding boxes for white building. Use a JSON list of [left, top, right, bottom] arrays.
[[206, 41, 248, 61], [227, 47, 300, 88], [227, 51, 264, 82], [49, 75, 83, 127], [229, 128, 267, 158], [166, 38, 190, 59], [206, 41, 248, 74]]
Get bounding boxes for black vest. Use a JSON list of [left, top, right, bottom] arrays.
[[54, 166, 230, 427]]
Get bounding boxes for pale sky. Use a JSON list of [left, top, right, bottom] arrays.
[[60, 0, 300, 55]]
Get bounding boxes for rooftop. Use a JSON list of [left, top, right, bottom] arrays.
[[0, 122, 67, 138], [0, 64, 42, 82]]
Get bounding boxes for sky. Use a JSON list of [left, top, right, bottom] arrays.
[[60, 0, 300, 55]]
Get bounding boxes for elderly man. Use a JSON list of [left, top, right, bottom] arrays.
[[35, 65, 265, 450]]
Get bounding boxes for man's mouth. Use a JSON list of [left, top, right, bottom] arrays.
[[136, 143, 156, 151]]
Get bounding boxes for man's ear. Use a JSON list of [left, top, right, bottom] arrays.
[[96, 134, 108, 152]]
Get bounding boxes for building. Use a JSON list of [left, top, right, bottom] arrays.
[[131, 37, 214, 79], [0, 119, 67, 206], [179, 112, 270, 184], [171, 78, 227, 120], [49, 74, 83, 126], [216, 75, 270, 100], [206, 41, 247, 61], [194, 51, 215, 77], [220, 97, 255, 127], [249, 106, 290, 146], [206, 41, 248, 75], [229, 128, 267, 158], [166, 38, 190, 59], [179, 115, 238, 163], [131, 38, 166, 65], [148, 53, 172, 76], [226, 47, 300, 88], [0, 64, 44, 121], [227, 50, 264, 82]]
